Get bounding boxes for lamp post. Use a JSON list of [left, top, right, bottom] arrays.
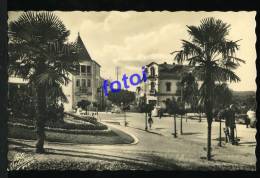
[[124, 108, 127, 127], [121, 102, 126, 127], [218, 117, 222, 147], [97, 87, 101, 122], [218, 107, 223, 147], [144, 82, 148, 131]]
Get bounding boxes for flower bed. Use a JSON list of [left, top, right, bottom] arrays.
[[9, 116, 107, 131], [64, 112, 98, 124], [8, 122, 113, 135]]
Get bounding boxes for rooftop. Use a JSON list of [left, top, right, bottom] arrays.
[[76, 32, 101, 67]]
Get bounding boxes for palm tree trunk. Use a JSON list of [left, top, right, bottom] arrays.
[[35, 86, 47, 153], [207, 121, 212, 159], [205, 72, 214, 160]]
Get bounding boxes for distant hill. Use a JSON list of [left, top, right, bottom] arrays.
[[231, 91, 256, 109], [231, 91, 256, 98]]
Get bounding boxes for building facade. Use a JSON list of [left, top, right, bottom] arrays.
[[8, 33, 103, 112], [136, 62, 201, 108], [63, 33, 102, 111]]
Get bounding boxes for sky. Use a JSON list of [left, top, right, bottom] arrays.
[[8, 11, 256, 91]]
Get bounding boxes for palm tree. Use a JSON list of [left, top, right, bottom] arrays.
[[8, 12, 79, 153], [172, 17, 245, 160]]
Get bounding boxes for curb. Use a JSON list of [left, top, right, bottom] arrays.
[[104, 123, 139, 145]]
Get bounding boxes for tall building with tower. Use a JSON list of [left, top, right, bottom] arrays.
[[62, 33, 102, 111], [8, 33, 103, 112]]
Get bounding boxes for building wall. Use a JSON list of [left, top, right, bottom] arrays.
[[65, 60, 101, 111], [144, 63, 159, 104], [159, 79, 178, 95]]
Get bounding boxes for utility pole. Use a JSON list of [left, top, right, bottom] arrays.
[[124, 108, 127, 127], [144, 81, 148, 131], [116, 66, 119, 81], [218, 105, 224, 147]]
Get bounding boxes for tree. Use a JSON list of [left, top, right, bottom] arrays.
[[172, 17, 245, 160], [180, 72, 200, 112], [166, 98, 183, 138], [108, 90, 135, 106], [108, 90, 135, 126], [77, 100, 91, 111], [8, 12, 79, 153], [177, 72, 200, 127], [213, 83, 232, 147], [213, 83, 233, 110]]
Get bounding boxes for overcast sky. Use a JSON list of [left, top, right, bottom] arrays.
[[8, 11, 256, 91]]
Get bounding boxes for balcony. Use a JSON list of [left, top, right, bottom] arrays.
[[149, 89, 157, 96], [75, 87, 92, 95], [147, 74, 158, 79], [80, 72, 92, 76]]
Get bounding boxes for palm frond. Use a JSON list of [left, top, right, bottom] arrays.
[[212, 66, 241, 83]]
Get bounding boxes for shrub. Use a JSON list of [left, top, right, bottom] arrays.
[[9, 116, 107, 131]]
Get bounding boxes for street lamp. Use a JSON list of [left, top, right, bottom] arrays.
[[180, 85, 183, 135], [144, 81, 148, 131], [218, 108, 223, 147], [121, 102, 127, 127], [97, 87, 101, 122]]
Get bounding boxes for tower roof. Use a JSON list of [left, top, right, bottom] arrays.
[[76, 32, 92, 61]]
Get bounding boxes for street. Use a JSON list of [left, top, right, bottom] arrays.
[[9, 112, 256, 170]]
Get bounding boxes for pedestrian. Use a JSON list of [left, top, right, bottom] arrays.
[[148, 112, 153, 129], [226, 104, 238, 145], [218, 108, 228, 143], [158, 109, 162, 119]]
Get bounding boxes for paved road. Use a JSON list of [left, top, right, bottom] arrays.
[[9, 112, 256, 170]]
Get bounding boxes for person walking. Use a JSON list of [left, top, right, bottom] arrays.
[[218, 108, 230, 143], [226, 104, 238, 145], [217, 108, 226, 146], [148, 112, 153, 129]]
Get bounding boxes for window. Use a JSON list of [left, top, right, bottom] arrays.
[[151, 82, 155, 90], [166, 82, 171, 92], [75, 65, 80, 75], [87, 66, 91, 74], [150, 67, 155, 76], [81, 79, 86, 87], [87, 79, 91, 87], [80, 65, 86, 74], [76, 79, 80, 87]]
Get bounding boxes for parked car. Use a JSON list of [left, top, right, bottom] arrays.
[[111, 106, 122, 113], [235, 114, 248, 124], [247, 109, 256, 128]]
